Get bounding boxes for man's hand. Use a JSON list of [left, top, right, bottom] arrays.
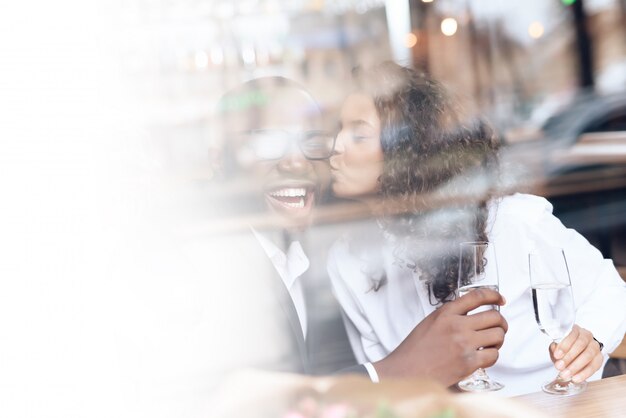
[[549, 324, 603, 383], [373, 288, 507, 386]]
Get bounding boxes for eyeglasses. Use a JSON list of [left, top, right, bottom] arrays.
[[237, 129, 336, 161]]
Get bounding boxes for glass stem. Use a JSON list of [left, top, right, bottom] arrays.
[[556, 376, 572, 384], [473, 368, 489, 380], [552, 339, 572, 384]]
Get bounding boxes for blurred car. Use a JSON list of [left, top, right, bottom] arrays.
[[503, 91, 626, 177], [542, 91, 626, 146], [506, 91, 626, 269]]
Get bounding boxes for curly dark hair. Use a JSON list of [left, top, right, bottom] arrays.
[[351, 62, 501, 304]]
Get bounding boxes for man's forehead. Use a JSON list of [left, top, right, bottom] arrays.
[[260, 89, 318, 120], [221, 88, 320, 131]]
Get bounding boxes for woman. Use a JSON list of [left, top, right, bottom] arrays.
[[327, 62, 626, 396]]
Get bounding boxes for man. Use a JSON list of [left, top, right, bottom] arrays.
[[203, 76, 360, 376]]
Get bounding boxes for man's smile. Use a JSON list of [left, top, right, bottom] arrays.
[[264, 182, 316, 215]]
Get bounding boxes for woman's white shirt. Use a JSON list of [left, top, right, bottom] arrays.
[[327, 193, 626, 396]]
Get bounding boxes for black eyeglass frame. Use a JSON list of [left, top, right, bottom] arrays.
[[238, 129, 337, 161]]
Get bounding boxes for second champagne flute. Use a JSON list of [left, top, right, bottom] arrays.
[[456, 241, 504, 392], [529, 246, 586, 395]]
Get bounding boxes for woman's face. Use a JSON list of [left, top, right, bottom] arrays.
[[330, 92, 384, 199]]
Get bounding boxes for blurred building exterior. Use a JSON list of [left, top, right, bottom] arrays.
[[114, 0, 626, 173]]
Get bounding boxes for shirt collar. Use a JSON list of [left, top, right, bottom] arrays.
[[251, 228, 310, 289], [286, 240, 309, 282], [251, 227, 283, 260]]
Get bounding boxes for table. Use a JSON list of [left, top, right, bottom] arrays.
[[515, 374, 626, 417]]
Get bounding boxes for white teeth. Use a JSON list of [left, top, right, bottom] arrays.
[[269, 188, 306, 198], [284, 198, 305, 208]]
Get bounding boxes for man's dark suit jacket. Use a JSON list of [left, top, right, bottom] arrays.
[[226, 229, 366, 376]]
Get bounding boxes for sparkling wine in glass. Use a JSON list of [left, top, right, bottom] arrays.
[[456, 241, 504, 392], [529, 247, 586, 395]]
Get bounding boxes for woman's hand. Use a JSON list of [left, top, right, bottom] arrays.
[[550, 324, 603, 383]]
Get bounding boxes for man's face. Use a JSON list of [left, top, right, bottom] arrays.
[[226, 87, 331, 228]]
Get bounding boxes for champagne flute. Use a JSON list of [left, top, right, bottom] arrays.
[[457, 241, 504, 392], [529, 246, 586, 395]]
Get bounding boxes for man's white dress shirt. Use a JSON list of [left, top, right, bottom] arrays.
[[327, 193, 626, 396], [253, 229, 310, 339], [253, 229, 380, 381]]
